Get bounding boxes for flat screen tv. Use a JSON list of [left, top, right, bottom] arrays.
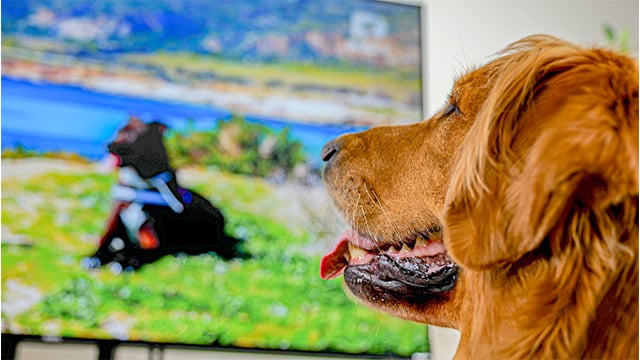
[[1, 0, 426, 358]]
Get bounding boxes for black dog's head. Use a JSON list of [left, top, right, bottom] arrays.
[[108, 116, 171, 179]]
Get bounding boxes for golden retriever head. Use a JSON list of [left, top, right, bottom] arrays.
[[320, 61, 496, 327], [321, 35, 638, 358]]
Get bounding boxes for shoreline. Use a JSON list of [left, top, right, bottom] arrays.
[[2, 77, 367, 164], [2, 55, 422, 127]]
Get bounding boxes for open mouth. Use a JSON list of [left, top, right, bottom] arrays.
[[321, 229, 458, 296]]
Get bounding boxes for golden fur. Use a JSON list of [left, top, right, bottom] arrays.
[[322, 35, 638, 358]]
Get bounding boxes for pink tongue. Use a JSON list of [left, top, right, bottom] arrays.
[[320, 230, 377, 280], [320, 238, 349, 280]]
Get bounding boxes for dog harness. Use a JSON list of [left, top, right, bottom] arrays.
[[110, 170, 192, 212], [111, 169, 193, 248]]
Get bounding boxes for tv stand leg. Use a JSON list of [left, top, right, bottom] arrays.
[[149, 344, 165, 360], [96, 340, 119, 360], [1, 334, 19, 360]]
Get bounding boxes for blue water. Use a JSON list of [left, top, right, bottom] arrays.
[[1, 77, 367, 163]]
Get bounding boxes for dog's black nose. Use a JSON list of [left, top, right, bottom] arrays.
[[321, 140, 339, 162]]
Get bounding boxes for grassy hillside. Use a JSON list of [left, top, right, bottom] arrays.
[[122, 52, 421, 102]]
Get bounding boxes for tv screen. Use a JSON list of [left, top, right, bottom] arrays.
[[1, 0, 426, 358]]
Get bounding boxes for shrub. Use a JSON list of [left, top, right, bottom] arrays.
[[165, 116, 306, 178]]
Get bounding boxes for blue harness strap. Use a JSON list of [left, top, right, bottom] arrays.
[[151, 171, 173, 183], [111, 186, 170, 206], [111, 170, 193, 210], [111, 185, 194, 206]]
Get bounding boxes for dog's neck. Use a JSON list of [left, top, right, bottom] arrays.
[[118, 167, 152, 189], [118, 166, 177, 189], [454, 234, 638, 359]]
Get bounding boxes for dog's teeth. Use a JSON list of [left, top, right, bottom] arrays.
[[400, 243, 412, 253], [387, 246, 399, 255], [348, 242, 368, 260], [415, 236, 428, 247]]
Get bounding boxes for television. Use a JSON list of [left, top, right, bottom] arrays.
[[1, 0, 426, 358]]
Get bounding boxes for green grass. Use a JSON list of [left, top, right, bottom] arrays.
[[1, 163, 429, 356]]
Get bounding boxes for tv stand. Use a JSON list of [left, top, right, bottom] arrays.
[[96, 340, 119, 360], [0, 335, 170, 360], [1, 334, 19, 360], [96, 341, 165, 360]]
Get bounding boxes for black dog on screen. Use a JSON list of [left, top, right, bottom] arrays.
[[82, 116, 247, 273]]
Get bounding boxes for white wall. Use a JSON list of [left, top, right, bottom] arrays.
[[421, 0, 639, 115]]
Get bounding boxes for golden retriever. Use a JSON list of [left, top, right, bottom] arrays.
[[320, 35, 638, 359]]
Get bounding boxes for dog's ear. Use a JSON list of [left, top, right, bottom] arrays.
[[149, 121, 168, 135], [444, 36, 638, 270], [127, 115, 147, 129]]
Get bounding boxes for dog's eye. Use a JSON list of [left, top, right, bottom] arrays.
[[442, 103, 459, 117]]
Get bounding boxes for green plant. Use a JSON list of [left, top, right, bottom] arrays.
[[165, 116, 306, 178], [603, 23, 631, 53]]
